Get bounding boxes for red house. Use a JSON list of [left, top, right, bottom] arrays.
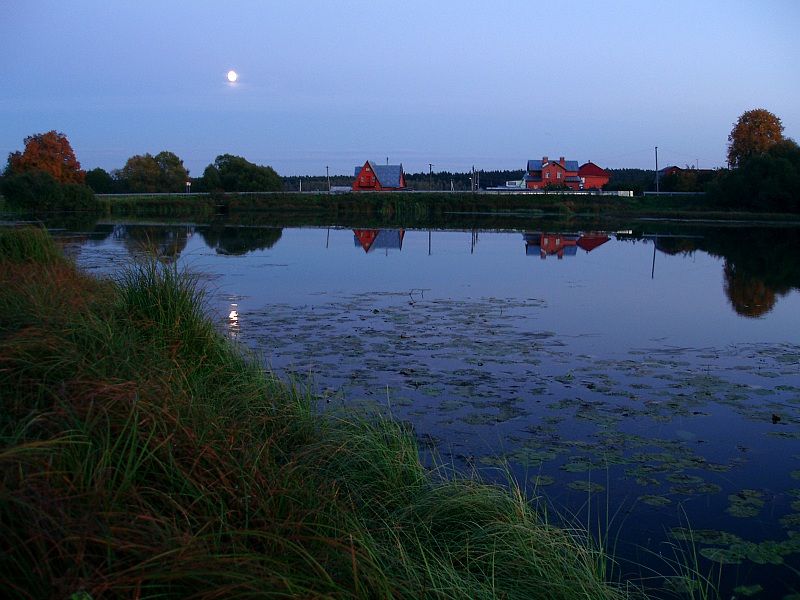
[[577, 162, 611, 189], [524, 157, 580, 190], [352, 161, 406, 191], [523, 156, 611, 190]]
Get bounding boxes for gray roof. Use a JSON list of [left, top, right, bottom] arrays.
[[527, 159, 580, 172], [353, 229, 404, 252], [354, 161, 404, 188]]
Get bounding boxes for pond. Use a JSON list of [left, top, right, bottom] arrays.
[[60, 220, 800, 598]]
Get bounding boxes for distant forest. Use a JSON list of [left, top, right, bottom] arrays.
[[282, 168, 657, 194]]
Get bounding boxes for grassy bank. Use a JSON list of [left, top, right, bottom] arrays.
[[100, 190, 800, 221], [0, 226, 633, 599]]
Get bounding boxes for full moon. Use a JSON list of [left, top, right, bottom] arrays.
[[227, 70, 238, 83]]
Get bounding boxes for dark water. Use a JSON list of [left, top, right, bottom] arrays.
[[60, 221, 800, 598]]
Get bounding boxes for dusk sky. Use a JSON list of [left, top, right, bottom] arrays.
[[2, 1, 798, 178]]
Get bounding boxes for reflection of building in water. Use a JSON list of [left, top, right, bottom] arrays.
[[353, 229, 405, 253], [524, 232, 609, 259], [227, 304, 240, 339]]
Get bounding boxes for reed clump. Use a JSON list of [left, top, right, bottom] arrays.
[[0, 226, 630, 599]]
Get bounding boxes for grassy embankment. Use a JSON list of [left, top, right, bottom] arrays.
[[0, 226, 633, 599], [99, 190, 800, 225]]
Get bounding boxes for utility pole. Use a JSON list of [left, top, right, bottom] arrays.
[[429, 163, 434, 190], [654, 147, 659, 193], [326, 166, 330, 193], [471, 165, 476, 197]]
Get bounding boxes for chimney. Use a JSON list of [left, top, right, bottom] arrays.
[[542, 156, 548, 164], [559, 157, 565, 166]]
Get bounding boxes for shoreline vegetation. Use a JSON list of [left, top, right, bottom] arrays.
[[39, 191, 800, 232], [0, 226, 654, 599], [4, 187, 800, 230]]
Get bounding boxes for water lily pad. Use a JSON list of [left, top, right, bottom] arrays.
[[733, 584, 764, 596], [639, 494, 671, 507], [560, 459, 599, 473], [669, 528, 744, 546], [747, 540, 785, 564], [635, 476, 661, 487], [727, 489, 764, 518], [665, 473, 704, 484], [568, 480, 605, 493], [530, 475, 555, 487], [699, 547, 744, 564]]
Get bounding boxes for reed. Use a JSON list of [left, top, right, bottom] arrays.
[[0, 226, 632, 599]]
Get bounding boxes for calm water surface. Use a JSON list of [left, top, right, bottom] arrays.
[[65, 222, 800, 598]]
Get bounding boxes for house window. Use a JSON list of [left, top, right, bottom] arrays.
[[366, 166, 371, 172], [360, 176, 364, 183], [545, 172, 550, 179], [557, 172, 562, 180]]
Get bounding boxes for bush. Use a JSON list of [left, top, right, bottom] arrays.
[[1, 170, 99, 212], [709, 139, 800, 212]]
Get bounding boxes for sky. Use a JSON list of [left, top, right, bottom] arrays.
[[1, 1, 798, 178]]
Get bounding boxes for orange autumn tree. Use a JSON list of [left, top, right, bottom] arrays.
[[6, 131, 86, 185], [726, 109, 784, 169]]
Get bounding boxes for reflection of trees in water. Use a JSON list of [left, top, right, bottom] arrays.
[[723, 263, 777, 317], [195, 225, 283, 255], [113, 225, 191, 261], [654, 237, 700, 256], [702, 227, 800, 318], [633, 227, 798, 317]]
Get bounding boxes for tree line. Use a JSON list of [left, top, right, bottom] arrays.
[[84, 152, 282, 195], [1, 108, 798, 213], [0, 135, 283, 211]]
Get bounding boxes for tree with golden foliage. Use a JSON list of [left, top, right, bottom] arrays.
[[6, 131, 85, 185], [727, 109, 784, 168]]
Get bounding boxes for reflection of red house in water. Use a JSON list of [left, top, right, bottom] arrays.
[[353, 229, 405, 253], [577, 233, 611, 252], [524, 232, 610, 259]]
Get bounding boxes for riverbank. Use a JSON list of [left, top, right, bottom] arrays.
[[0, 226, 638, 599], [95, 191, 800, 226]]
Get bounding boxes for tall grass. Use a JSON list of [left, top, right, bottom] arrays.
[[0, 226, 633, 599]]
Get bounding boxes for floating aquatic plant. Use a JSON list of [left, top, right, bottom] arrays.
[[726, 489, 764, 518], [638, 495, 671, 507], [568, 480, 605, 494]]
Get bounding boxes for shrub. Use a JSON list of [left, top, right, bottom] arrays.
[[1, 170, 99, 212]]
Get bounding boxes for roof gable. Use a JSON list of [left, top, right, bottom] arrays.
[[578, 162, 610, 177]]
